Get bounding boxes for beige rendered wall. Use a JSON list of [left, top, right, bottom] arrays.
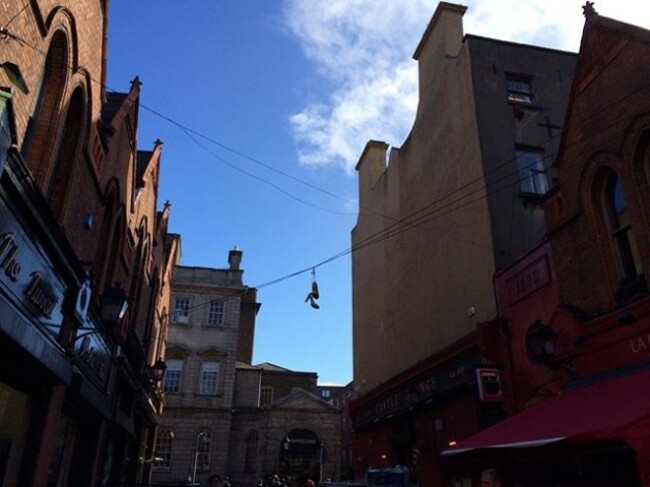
[[352, 4, 495, 395]]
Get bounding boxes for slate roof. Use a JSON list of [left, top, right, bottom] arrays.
[[101, 92, 128, 125]]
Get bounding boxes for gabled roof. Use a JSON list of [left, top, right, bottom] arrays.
[[254, 362, 293, 372], [265, 388, 340, 412], [554, 7, 650, 168], [101, 92, 128, 125], [136, 150, 152, 182]]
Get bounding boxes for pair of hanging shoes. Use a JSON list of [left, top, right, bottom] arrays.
[[305, 281, 320, 309]]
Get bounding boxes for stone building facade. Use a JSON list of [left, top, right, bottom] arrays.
[[230, 363, 342, 486], [152, 258, 343, 487], [0, 1, 178, 485], [151, 249, 259, 485]]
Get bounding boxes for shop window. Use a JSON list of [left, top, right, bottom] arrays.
[[244, 430, 258, 473], [172, 298, 190, 324], [604, 174, 644, 282], [516, 147, 549, 195], [199, 362, 220, 395], [506, 75, 534, 104], [195, 430, 212, 471], [260, 386, 274, 406], [154, 429, 173, 469], [207, 300, 224, 326], [163, 360, 183, 393], [0, 382, 30, 486]]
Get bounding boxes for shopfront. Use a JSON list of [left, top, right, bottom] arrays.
[[0, 90, 117, 486], [351, 339, 498, 486], [442, 366, 650, 486]]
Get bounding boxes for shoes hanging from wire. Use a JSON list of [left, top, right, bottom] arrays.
[[305, 268, 320, 309]]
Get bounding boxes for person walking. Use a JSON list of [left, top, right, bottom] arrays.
[[480, 468, 502, 487]]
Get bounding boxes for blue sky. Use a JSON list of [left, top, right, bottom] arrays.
[[106, 1, 650, 385]]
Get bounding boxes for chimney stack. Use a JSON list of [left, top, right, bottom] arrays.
[[228, 247, 243, 271]]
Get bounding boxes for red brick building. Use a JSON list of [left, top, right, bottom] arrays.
[[0, 1, 178, 485], [444, 6, 650, 486]]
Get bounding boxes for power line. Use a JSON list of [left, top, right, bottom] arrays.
[[5, 14, 650, 299]]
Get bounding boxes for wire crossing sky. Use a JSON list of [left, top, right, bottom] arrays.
[[105, 0, 650, 385]]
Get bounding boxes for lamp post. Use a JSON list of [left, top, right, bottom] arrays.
[[192, 431, 207, 484]]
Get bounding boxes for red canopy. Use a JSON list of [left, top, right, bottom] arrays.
[[442, 368, 650, 456]]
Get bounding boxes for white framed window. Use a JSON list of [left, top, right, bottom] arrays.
[[154, 429, 174, 469], [163, 360, 183, 393], [172, 298, 190, 324], [207, 300, 225, 326], [199, 362, 220, 395], [515, 148, 549, 195], [260, 386, 274, 406]]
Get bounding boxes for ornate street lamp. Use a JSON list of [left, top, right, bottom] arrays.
[[151, 360, 167, 383], [99, 285, 129, 324]]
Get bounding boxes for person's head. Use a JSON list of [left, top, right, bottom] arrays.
[[480, 468, 502, 487], [207, 474, 221, 486]]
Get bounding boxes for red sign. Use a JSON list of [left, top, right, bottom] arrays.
[[476, 368, 503, 402]]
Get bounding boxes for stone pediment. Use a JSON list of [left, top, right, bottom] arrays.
[[197, 347, 228, 360], [267, 389, 339, 413], [165, 346, 191, 359]]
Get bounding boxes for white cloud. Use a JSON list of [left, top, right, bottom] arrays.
[[284, 0, 650, 173]]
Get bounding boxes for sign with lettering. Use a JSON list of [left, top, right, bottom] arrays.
[[73, 314, 112, 387], [0, 197, 66, 334], [505, 254, 551, 305], [353, 347, 480, 428]]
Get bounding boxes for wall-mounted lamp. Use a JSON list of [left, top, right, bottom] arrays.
[[99, 284, 129, 324], [525, 320, 574, 374], [0, 62, 29, 95], [618, 311, 637, 326], [525, 320, 558, 365]]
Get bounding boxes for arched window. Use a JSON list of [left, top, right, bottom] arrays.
[[244, 430, 258, 473], [154, 429, 173, 469], [48, 86, 86, 218], [22, 31, 68, 187], [604, 173, 643, 280], [196, 430, 212, 471]]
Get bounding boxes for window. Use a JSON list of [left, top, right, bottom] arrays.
[[172, 298, 190, 324], [321, 389, 331, 399], [199, 362, 220, 395], [245, 430, 258, 473], [154, 429, 174, 469], [195, 430, 212, 470], [207, 300, 225, 326], [163, 360, 183, 393], [506, 75, 534, 104], [605, 174, 643, 280], [260, 386, 274, 406], [515, 148, 549, 195]]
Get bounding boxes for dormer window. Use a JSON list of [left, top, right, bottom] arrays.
[[506, 75, 534, 104]]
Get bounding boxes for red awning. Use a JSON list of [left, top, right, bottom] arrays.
[[442, 368, 650, 456]]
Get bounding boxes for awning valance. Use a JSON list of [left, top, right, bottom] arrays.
[[442, 368, 650, 456]]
